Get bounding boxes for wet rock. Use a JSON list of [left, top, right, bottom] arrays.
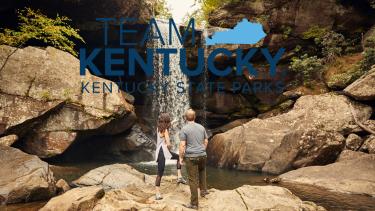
[[344, 68, 375, 101], [359, 135, 375, 154], [0, 45, 136, 158], [279, 153, 375, 196], [208, 93, 372, 171], [0, 145, 56, 204], [345, 133, 364, 151], [40, 186, 104, 211], [72, 164, 150, 189], [336, 150, 369, 162], [262, 129, 345, 174], [0, 134, 18, 146], [55, 179, 70, 195]]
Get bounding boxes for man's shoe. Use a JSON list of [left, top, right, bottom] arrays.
[[201, 190, 209, 197], [183, 203, 198, 210], [177, 177, 187, 184], [155, 193, 163, 200]]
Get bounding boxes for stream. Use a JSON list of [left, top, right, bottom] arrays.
[[3, 161, 374, 211]]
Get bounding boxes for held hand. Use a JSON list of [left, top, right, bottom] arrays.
[[179, 158, 184, 166], [167, 144, 172, 150]]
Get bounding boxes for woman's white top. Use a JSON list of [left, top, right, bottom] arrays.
[[155, 129, 172, 161]]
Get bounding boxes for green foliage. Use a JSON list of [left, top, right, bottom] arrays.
[[281, 25, 292, 39], [40, 91, 51, 101], [183, 9, 205, 28], [359, 48, 375, 72], [290, 54, 324, 86], [0, 8, 84, 56], [303, 26, 346, 62], [321, 31, 345, 62], [154, 0, 172, 19], [302, 25, 328, 44], [198, 0, 239, 21]]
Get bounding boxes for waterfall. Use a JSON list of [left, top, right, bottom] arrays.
[[150, 20, 190, 151]]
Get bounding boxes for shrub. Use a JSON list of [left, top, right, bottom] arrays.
[[0, 8, 84, 56], [359, 47, 375, 72], [303, 26, 346, 62], [290, 54, 324, 86], [321, 31, 345, 62], [154, 0, 172, 19], [302, 25, 328, 44]]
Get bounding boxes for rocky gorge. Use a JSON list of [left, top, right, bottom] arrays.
[[0, 0, 375, 210]]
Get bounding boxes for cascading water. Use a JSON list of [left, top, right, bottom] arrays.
[[150, 20, 190, 150]]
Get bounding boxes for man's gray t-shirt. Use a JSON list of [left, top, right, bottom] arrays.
[[179, 122, 208, 157]]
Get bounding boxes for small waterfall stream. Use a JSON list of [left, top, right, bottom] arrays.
[[150, 20, 190, 150]]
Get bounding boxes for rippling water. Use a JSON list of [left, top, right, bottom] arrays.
[[2, 161, 374, 211]]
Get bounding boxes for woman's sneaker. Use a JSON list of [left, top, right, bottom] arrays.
[[177, 177, 187, 184], [155, 193, 163, 200]]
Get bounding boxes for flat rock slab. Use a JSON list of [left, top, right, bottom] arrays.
[[279, 153, 375, 196], [40, 186, 104, 211]]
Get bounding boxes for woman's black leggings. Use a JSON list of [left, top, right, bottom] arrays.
[[155, 149, 181, 186]]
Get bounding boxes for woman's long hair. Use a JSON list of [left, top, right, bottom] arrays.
[[157, 113, 171, 133]]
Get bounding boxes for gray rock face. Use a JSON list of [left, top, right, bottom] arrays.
[[40, 186, 104, 211], [345, 133, 364, 151], [0, 146, 56, 204], [208, 93, 372, 171], [72, 164, 150, 189], [279, 153, 375, 196], [344, 68, 375, 101], [360, 135, 375, 154], [262, 129, 345, 174], [0, 45, 136, 158]]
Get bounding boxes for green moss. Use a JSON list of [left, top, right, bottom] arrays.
[[0, 8, 84, 56], [40, 91, 52, 101]]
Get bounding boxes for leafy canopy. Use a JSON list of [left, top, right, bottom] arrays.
[[0, 8, 84, 56]]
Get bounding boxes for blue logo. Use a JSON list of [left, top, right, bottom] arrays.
[[206, 18, 266, 45]]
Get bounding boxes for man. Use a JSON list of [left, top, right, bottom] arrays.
[[179, 109, 209, 209]]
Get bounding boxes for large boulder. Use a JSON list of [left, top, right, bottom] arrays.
[[345, 133, 364, 151], [0, 45, 136, 158], [262, 129, 345, 174], [344, 68, 375, 101], [0, 145, 56, 204], [279, 153, 375, 196], [336, 150, 369, 162], [208, 93, 372, 171], [359, 135, 375, 154], [40, 186, 104, 211], [72, 164, 150, 189]]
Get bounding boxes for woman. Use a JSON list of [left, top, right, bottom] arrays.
[[155, 113, 186, 200]]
